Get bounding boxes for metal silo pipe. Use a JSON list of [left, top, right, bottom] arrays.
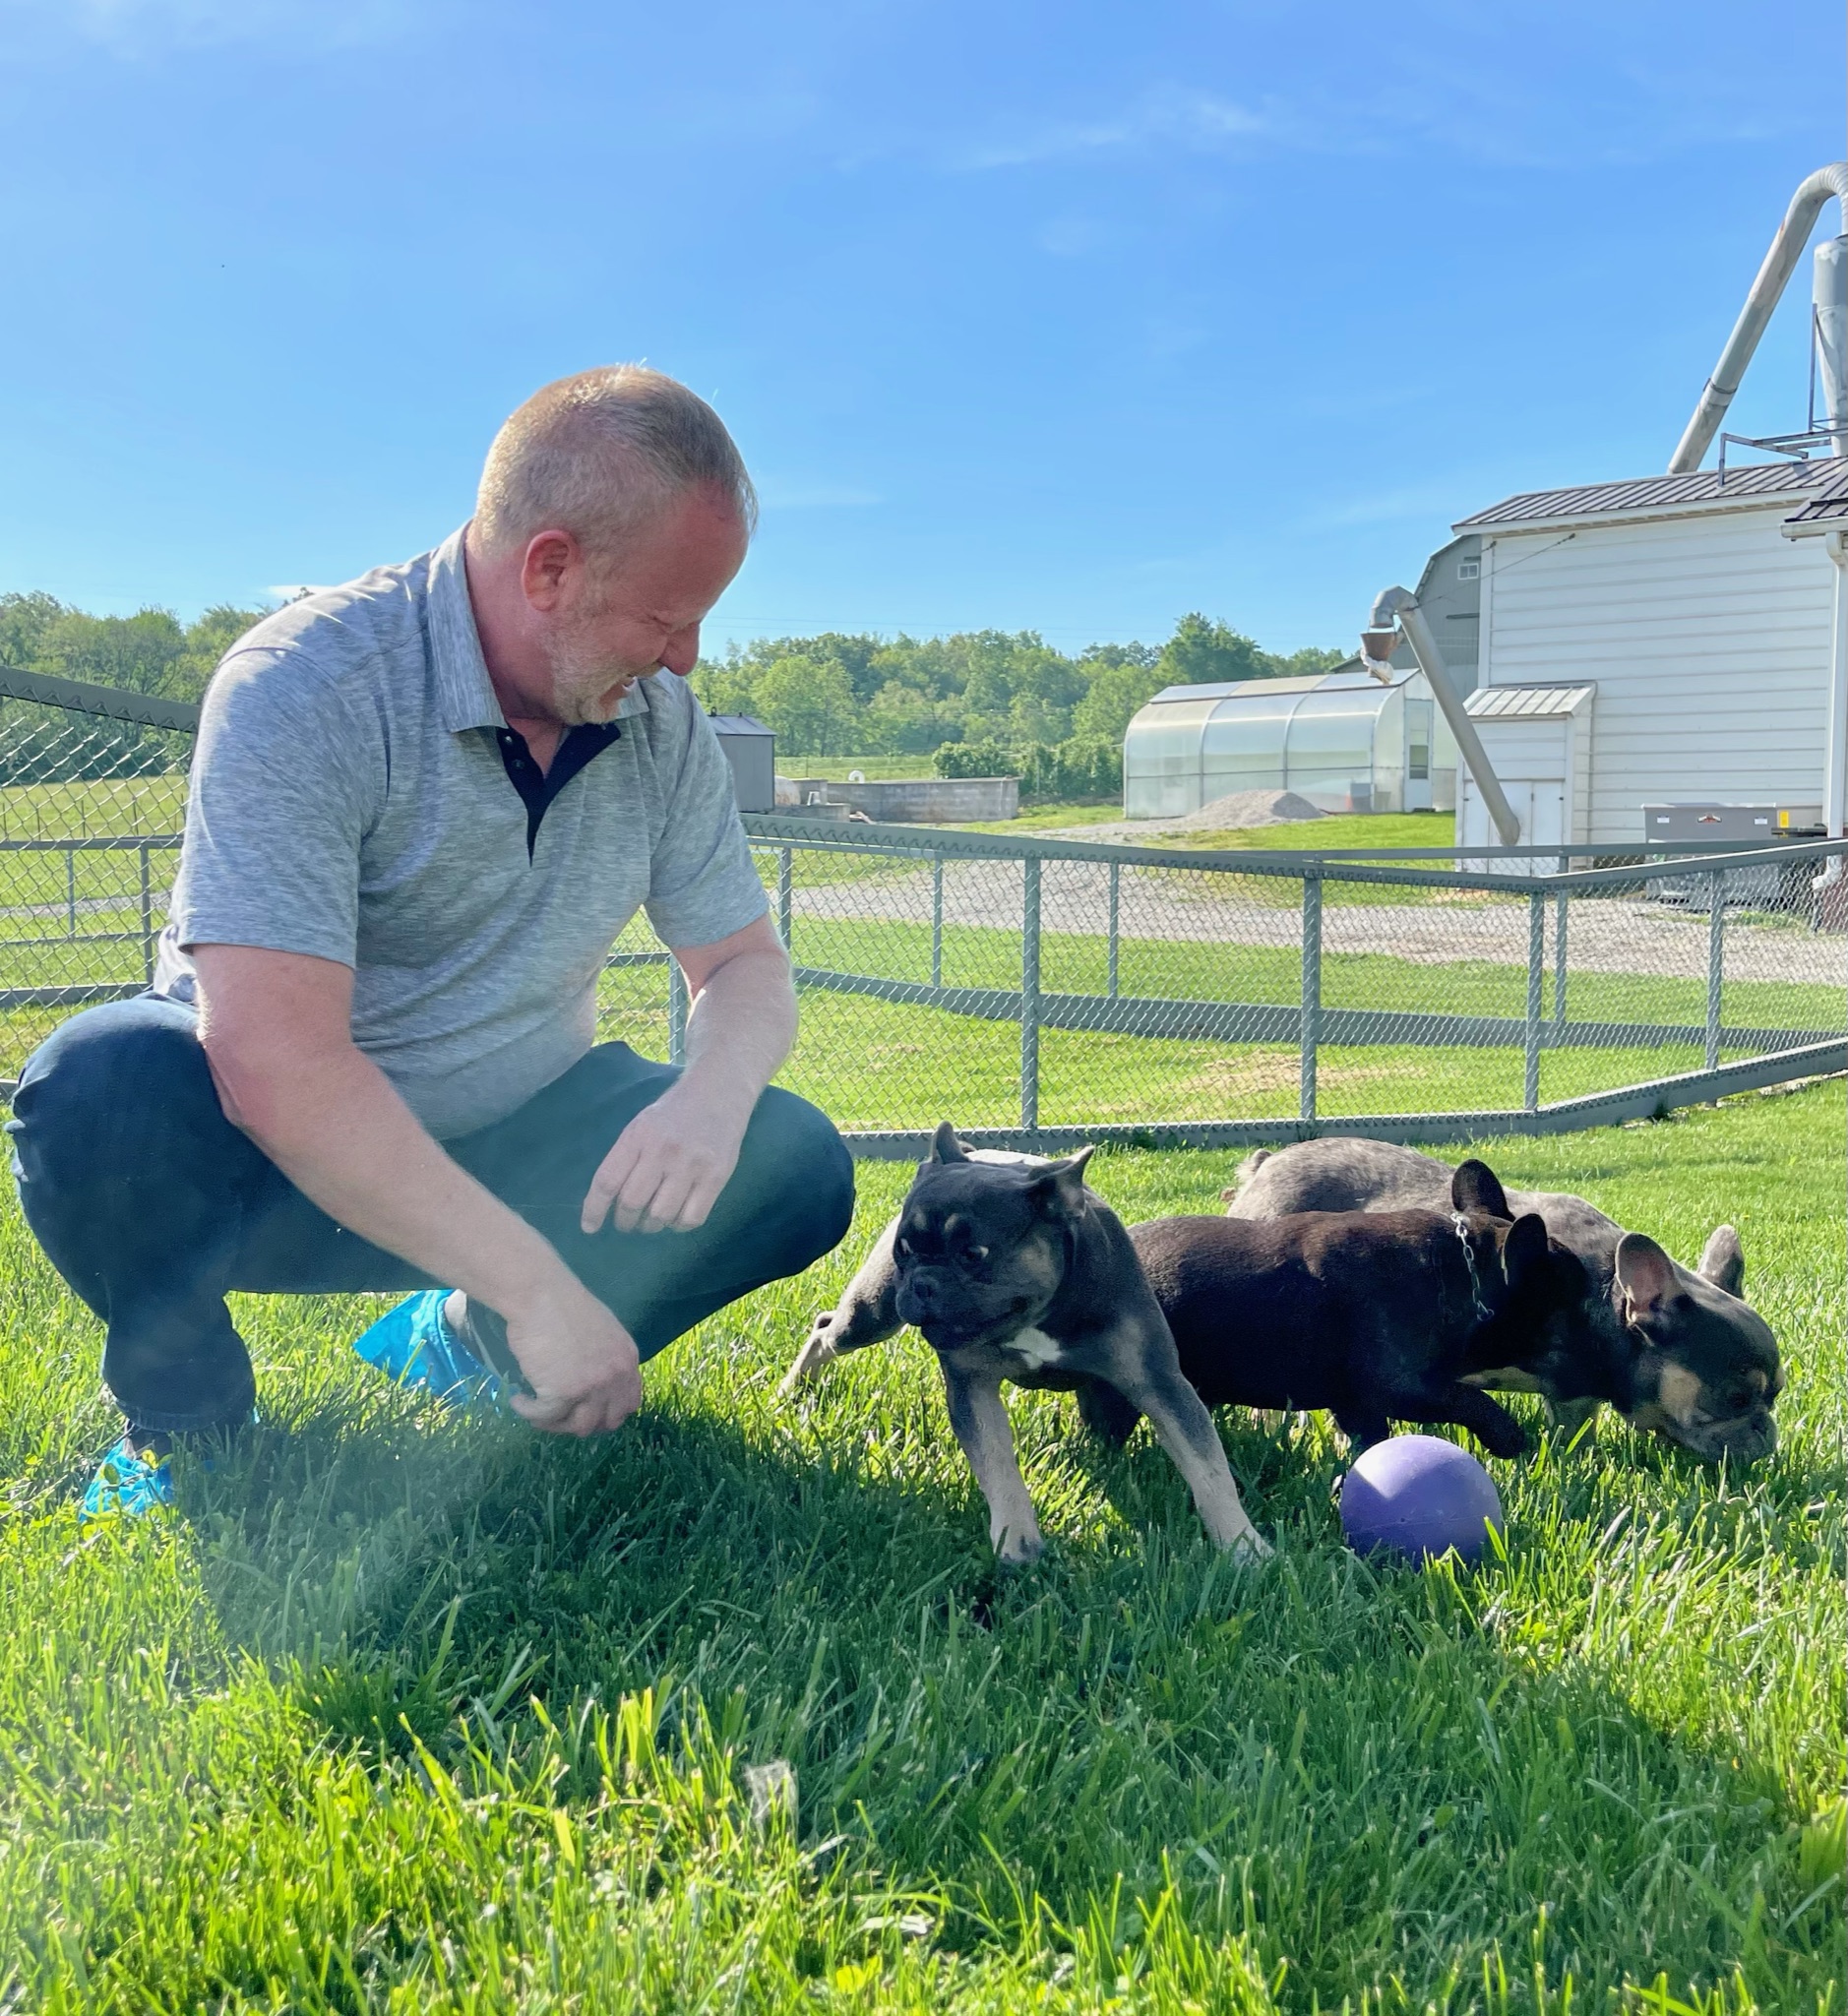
[[1668, 162, 1848, 473], [1364, 587, 1522, 845]]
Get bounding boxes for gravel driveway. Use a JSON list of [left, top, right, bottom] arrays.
[[791, 858, 1848, 991]]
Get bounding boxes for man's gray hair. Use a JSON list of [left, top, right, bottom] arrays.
[[474, 365, 758, 559]]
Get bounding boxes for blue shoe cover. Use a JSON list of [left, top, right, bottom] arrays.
[[81, 1436, 175, 1523], [351, 1290, 503, 1408]]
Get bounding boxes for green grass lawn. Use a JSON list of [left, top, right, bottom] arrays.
[[773, 758, 945, 783], [0, 774, 187, 842], [10, 896, 1832, 1119], [953, 811, 1460, 847], [0, 1083, 1841, 2011]]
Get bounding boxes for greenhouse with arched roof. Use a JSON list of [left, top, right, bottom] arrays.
[[1121, 664, 1457, 822]]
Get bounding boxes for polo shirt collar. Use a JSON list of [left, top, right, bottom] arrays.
[[428, 525, 656, 735]]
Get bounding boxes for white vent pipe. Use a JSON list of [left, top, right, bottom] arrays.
[[1815, 235, 1848, 453], [1669, 163, 1848, 473], [1362, 588, 1521, 846]]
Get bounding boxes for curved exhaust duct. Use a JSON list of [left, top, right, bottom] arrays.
[[1362, 588, 1522, 846], [1669, 163, 1848, 473]]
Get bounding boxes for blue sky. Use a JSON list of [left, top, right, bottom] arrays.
[[0, 0, 1841, 656]]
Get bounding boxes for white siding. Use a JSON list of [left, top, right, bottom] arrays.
[[1481, 505, 1833, 845]]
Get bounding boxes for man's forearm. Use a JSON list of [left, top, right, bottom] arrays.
[[209, 1039, 569, 1317], [678, 945, 797, 1117]]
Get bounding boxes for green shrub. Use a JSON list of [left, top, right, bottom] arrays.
[[936, 734, 1122, 801]]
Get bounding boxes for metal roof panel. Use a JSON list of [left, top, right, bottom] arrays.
[[1456, 460, 1833, 531], [1465, 684, 1596, 719], [1781, 459, 1848, 529]]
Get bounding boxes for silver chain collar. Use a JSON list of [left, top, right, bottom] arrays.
[[1450, 1211, 1496, 1325]]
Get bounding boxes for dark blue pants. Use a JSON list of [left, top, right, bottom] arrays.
[[7, 995, 856, 1434]]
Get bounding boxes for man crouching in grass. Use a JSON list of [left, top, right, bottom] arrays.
[[8, 365, 854, 1517]]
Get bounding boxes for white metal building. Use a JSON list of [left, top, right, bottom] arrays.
[[1123, 664, 1457, 821], [1450, 459, 1842, 850]]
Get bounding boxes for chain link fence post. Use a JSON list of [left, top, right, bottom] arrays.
[[776, 845, 793, 954], [1107, 860, 1120, 1000], [1299, 873, 1321, 1123], [138, 840, 154, 984], [668, 958, 688, 1066], [1706, 869, 1726, 1069], [1525, 888, 1545, 1111], [1553, 860, 1569, 1031], [931, 852, 944, 989], [1020, 855, 1040, 1136]]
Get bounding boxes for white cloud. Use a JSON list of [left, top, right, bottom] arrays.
[[1, 0, 415, 56], [951, 86, 1280, 172]]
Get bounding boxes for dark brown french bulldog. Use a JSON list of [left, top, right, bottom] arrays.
[[1225, 1136, 1781, 1461], [1108, 1159, 1591, 1459], [782, 1125, 1268, 1565]]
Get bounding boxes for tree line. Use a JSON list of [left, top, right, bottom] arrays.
[[1, 591, 1344, 799], [691, 612, 1343, 762], [0, 592, 275, 705]]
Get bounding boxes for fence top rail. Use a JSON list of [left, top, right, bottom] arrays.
[[741, 813, 1839, 893], [0, 663, 203, 734], [0, 834, 184, 851]]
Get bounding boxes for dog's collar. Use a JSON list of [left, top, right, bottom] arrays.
[[1450, 1211, 1496, 1325]]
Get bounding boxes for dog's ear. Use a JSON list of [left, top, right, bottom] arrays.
[[1030, 1145, 1094, 1215], [1499, 1212, 1551, 1291], [1451, 1158, 1512, 1220], [1616, 1233, 1680, 1323], [1697, 1224, 1746, 1298], [928, 1122, 969, 1165]]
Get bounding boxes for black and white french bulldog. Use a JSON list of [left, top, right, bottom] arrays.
[[1224, 1136, 1782, 1462], [782, 1124, 1269, 1565]]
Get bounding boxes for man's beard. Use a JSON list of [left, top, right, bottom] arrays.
[[539, 614, 659, 726]]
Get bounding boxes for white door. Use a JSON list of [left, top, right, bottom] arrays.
[[1458, 716, 1571, 869], [1461, 772, 1565, 847], [1404, 700, 1435, 811], [1513, 776, 1565, 847]]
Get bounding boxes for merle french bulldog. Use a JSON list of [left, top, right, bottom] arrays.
[[782, 1124, 1269, 1565], [1224, 1137, 1781, 1462], [1113, 1159, 1592, 1459]]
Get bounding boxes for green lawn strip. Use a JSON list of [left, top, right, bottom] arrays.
[[587, 958, 1786, 1136], [0, 774, 187, 842], [953, 812, 1461, 847], [770, 757, 949, 782], [777, 916, 1838, 1034], [766, 987, 1744, 1131], [0, 1086, 1840, 2009]]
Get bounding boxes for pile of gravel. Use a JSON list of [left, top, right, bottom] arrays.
[[1151, 788, 1325, 832], [1050, 788, 1327, 842]]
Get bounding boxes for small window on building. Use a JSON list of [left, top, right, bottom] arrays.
[[1456, 560, 1481, 580]]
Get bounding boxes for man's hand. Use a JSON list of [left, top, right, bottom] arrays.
[[582, 1075, 752, 1235], [503, 1275, 645, 1436], [579, 914, 795, 1238], [195, 942, 647, 1437]]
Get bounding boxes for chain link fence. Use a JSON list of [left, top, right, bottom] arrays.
[[727, 818, 1847, 1153], [0, 671, 193, 1083], [2, 674, 1843, 1149]]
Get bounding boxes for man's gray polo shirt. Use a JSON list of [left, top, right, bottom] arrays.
[[156, 527, 769, 1139]]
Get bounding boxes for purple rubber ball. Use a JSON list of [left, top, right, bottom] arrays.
[[1339, 1435, 1505, 1565]]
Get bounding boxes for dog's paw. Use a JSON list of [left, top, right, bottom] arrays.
[[1480, 1416, 1532, 1461], [993, 1526, 1044, 1567], [1228, 1525, 1274, 1563], [775, 1313, 841, 1397]]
